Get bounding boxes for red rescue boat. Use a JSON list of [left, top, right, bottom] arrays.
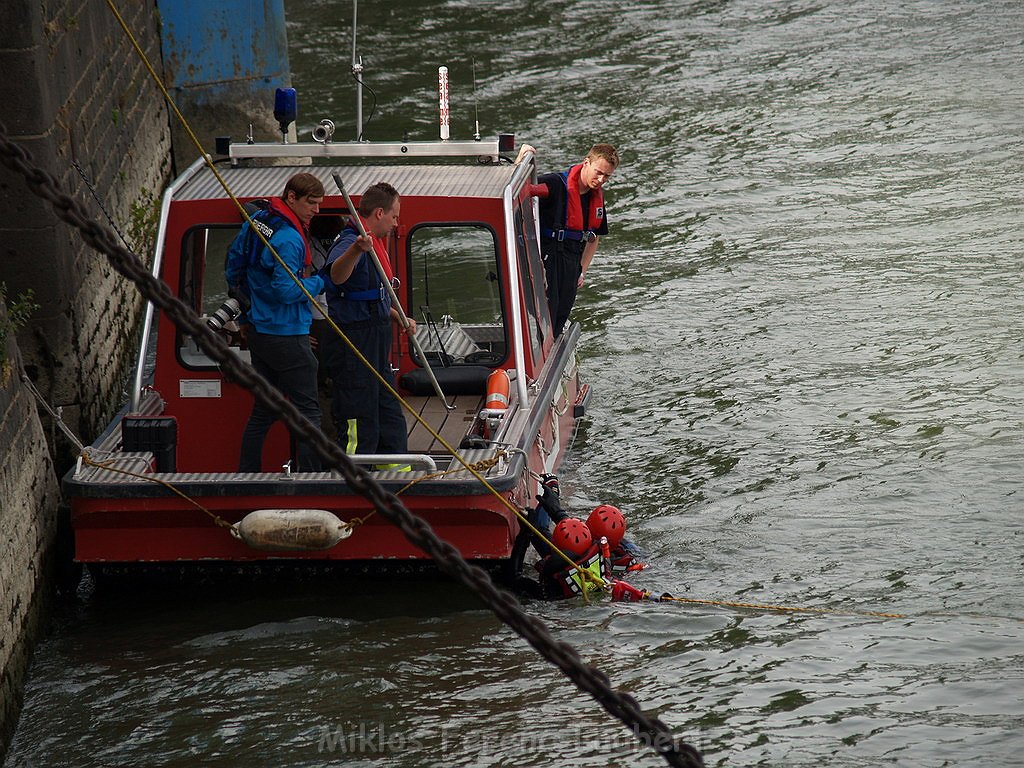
[[62, 94, 590, 574]]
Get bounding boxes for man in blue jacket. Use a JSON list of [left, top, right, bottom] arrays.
[[226, 172, 326, 472]]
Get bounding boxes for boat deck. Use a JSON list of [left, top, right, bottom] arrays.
[[175, 163, 517, 203], [71, 446, 506, 485], [405, 394, 482, 454]]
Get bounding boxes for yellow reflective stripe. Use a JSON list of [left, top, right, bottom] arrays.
[[567, 555, 604, 595], [345, 419, 358, 455], [373, 463, 412, 472]]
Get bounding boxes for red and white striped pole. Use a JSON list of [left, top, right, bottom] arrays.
[[438, 66, 450, 141]]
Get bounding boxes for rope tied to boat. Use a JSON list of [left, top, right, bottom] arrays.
[[0, 121, 704, 768], [78, 450, 233, 529], [15, 347, 978, 624], [609, 584, 908, 619], [658, 595, 906, 619], [323, 450, 512, 532]]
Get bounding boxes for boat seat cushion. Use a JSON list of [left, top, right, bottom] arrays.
[[400, 365, 493, 396]]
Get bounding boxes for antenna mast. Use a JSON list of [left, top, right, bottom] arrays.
[[472, 58, 481, 141], [352, 0, 363, 140]]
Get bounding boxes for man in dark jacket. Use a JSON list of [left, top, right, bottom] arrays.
[[521, 143, 619, 336], [319, 182, 415, 460]]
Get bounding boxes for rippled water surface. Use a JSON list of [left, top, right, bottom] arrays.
[[6, 1, 1024, 766]]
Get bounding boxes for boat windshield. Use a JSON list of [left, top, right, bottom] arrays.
[[407, 224, 507, 368]]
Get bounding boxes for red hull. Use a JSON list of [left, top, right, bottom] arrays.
[[72, 494, 519, 563]]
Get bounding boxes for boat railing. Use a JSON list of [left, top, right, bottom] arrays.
[[346, 454, 438, 472], [130, 155, 211, 412], [501, 155, 537, 409]]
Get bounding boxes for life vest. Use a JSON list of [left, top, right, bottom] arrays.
[[325, 221, 394, 324], [543, 543, 611, 599], [609, 546, 646, 576], [539, 163, 605, 243]]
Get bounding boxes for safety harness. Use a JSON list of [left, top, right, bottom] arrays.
[[539, 163, 605, 243]]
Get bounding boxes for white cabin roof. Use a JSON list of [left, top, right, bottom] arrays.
[[173, 163, 519, 202]]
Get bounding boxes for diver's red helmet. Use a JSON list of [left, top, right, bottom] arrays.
[[586, 504, 626, 548], [552, 518, 593, 558]]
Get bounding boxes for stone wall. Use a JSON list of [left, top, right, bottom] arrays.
[[0, 0, 171, 757], [0, 328, 61, 757], [0, 0, 172, 456]]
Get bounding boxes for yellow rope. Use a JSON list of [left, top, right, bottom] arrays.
[[86, 453, 915, 618], [342, 452, 508, 529], [656, 594, 906, 619], [396, 453, 505, 496], [67, 454, 1000, 620], [103, 0, 590, 580]]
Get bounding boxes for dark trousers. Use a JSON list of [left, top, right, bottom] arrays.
[[323, 321, 408, 455], [239, 331, 322, 472], [543, 243, 583, 337]]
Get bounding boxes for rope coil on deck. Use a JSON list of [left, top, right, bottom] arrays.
[[0, 125, 702, 768]]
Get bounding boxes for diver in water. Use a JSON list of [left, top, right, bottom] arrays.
[[510, 475, 644, 600]]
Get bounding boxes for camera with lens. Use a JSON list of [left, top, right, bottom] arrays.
[[207, 298, 242, 331]]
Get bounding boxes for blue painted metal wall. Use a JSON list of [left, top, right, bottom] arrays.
[[157, 0, 292, 164], [159, 0, 290, 100]]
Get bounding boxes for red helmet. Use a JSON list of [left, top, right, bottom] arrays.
[[552, 518, 593, 558], [586, 504, 626, 548]]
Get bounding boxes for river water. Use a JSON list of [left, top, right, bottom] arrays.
[[5, 0, 1024, 766]]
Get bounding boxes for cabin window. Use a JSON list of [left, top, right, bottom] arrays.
[[177, 225, 241, 369], [176, 215, 342, 369], [407, 224, 506, 367]]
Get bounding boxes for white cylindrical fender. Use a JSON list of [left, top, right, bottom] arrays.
[[231, 509, 352, 552]]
